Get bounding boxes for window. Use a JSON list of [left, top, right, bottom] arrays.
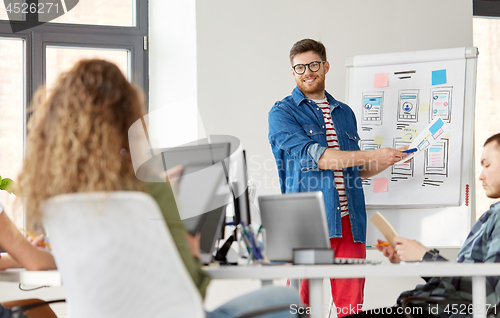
[[0, 1, 148, 229], [473, 16, 500, 219], [45, 46, 130, 90], [39, 0, 135, 26], [0, 4, 8, 20], [0, 2, 23, 21], [0, 37, 24, 228]]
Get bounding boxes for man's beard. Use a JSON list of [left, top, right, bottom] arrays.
[[296, 75, 326, 97]]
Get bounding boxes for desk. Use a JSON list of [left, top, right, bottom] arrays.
[[2, 263, 500, 318], [206, 262, 500, 318], [0, 269, 62, 287]]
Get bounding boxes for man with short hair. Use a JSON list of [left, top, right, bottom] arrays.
[[268, 38, 404, 316], [360, 132, 500, 317]]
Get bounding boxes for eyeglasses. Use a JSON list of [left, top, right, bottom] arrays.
[[292, 61, 326, 75]]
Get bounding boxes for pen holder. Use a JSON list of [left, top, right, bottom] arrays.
[[236, 225, 252, 265], [255, 227, 266, 261], [236, 224, 266, 264]]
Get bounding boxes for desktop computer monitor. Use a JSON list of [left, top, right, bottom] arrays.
[[211, 148, 252, 263], [229, 149, 251, 226], [198, 205, 227, 264]]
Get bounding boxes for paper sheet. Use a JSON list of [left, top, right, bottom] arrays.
[[369, 212, 398, 247], [374, 73, 389, 88], [402, 128, 418, 143], [397, 117, 450, 164], [373, 136, 384, 145], [432, 69, 447, 85], [373, 178, 388, 193]]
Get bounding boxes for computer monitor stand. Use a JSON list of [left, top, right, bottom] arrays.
[[214, 230, 237, 265]]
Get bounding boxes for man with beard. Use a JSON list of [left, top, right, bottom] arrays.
[[268, 38, 404, 316], [344, 133, 500, 317]]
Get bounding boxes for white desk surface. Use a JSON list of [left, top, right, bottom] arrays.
[[2, 263, 500, 318], [0, 269, 62, 286], [206, 262, 500, 318], [2, 262, 500, 287], [205, 262, 500, 279]]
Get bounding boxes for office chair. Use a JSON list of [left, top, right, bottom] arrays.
[[10, 191, 297, 318], [2, 298, 63, 318]]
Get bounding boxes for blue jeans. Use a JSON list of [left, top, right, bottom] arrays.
[[205, 286, 301, 318]]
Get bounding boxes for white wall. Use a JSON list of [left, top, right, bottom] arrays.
[[148, 0, 203, 148], [193, 0, 473, 196], [150, 0, 473, 195]]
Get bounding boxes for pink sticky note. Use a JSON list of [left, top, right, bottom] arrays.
[[374, 73, 389, 88], [373, 177, 388, 193]]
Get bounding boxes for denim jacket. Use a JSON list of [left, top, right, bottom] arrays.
[[268, 87, 367, 242]]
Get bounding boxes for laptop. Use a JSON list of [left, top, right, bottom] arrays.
[[259, 192, 330, 262], [259, 192, 382, 265], [159, 142, 231, 220], [159, 143, 232, 264]]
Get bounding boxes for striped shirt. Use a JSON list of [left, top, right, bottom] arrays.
[[313, 98, 349, 218], [397, 202, 500, 317]]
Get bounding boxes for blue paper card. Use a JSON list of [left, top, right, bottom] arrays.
[[429, 118, 444, 135], [432, 69, 447, 85]]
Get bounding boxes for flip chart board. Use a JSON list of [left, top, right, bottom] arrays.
[[345, 47, 478, 247]]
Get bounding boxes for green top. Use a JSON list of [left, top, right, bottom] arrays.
[[146, 182, 211, 298]]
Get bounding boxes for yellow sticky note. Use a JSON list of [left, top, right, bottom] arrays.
[[402, 128, 418, 143], [443, 132, 450, 138], [420, 103, 429, 111], [374, 136, 384, 145]]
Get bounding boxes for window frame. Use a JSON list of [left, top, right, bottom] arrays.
[[473, 0, 500, 18], [0, 0, 148, 108], [0, 0, 149, 227]]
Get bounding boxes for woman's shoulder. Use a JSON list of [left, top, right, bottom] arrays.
[[144, 182, 180, 219]]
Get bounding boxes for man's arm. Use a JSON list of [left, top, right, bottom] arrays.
[[376, 237, 429, 263], [317, 147, 405, 172], [393, 236, 429, 261], [358, 146, 409, 178], [268, 105, 323, 171], [359, 162, 388, 179], [269, 104, 405, 174], [376, 236, 449, 263]]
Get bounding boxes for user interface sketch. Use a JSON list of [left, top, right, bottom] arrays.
[[349, 53, 466, 207]]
